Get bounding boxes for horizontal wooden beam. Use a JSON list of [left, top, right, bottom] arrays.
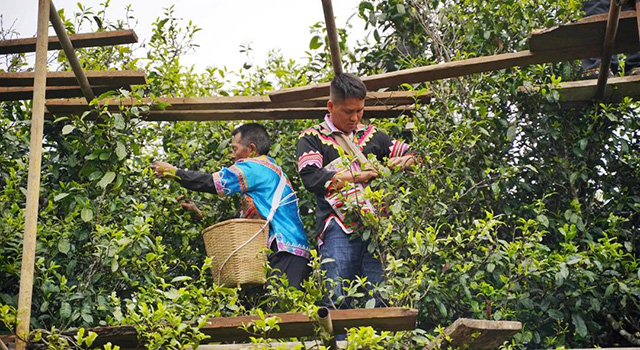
[[0, 85, 130, 101], [44, 90, 430, 114], [528, 10, 638, 52], [55, 105, 415, 121], [556, 75, 640, 103], [268, 11, 640, 103], [0, 70, 147, 87], [195, 340, 348, 349], [0, 30, 138, 54], [425, 318, 522, 350], [141, 106, 413, 121], [89, 307, 417, 348]]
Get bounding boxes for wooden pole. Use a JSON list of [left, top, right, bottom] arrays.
[[636, 0, 640, 44], [317, 307, 338, 350], [48, 1, 95, 103], [15, 0, 50, 349], [596, 0, 623, 100], [321, 0, 343, 75]]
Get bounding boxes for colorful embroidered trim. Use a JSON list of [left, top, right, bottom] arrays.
[[229, 165, 248, 193], [297, 151, 323, 171], [389, 139, 410, 158], [212, 172, 225, 197]]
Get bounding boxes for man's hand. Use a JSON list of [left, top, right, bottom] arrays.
[[332, 169, 379, 190], [151, 161, 177, 178], [388, 155, 415, 170], [177, 195, 203, 221], [354, 170, 379, 183]]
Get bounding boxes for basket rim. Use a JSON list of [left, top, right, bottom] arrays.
[[202, 218, 267, 233]]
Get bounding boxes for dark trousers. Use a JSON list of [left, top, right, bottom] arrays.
[[581, 0, 640, 75], [269, 250, 311, 289]]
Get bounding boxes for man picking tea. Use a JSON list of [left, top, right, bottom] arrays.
[[152, 123, 311, 289]]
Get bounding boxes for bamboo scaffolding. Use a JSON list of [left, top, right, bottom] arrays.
[[268, 11, 640, 102]]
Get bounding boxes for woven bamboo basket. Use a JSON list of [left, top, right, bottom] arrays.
[[202, 218, 268, 287]]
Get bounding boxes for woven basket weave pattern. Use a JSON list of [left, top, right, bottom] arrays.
[[202, 218, 268, 287]]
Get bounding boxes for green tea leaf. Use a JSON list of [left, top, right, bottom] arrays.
[[81, 208, 93, 222], [98, 172, 116, 188]]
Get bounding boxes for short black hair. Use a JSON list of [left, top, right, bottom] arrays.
[[232, 123, 271, 155], [330, 73, 367, 102]]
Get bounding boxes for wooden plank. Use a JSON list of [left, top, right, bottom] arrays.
[[15, 1, 50, 349], [268, 45, 640, 103], [68, 105, 414, 122], [0, 30, 138, 54], [194, 341, 348, 350], [44, 90, 430, 114], [424, 318, 522, 350], [141, 105, 413, 121], [556, 75, 640, 103], [0, 70, 147, 87], [90, 307, 417, 348], [0, 336, 14, 350], [529, 10, 638, 52], [0, 85, 130, 101], [268, 12, 640, 103]]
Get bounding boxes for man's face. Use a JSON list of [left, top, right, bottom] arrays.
[[231, 133, 253, 161], [328, 97, 365, 134]]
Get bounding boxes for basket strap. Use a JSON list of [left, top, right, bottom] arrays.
[[266, 171, 288, 222], [321, 121, 377, 171]]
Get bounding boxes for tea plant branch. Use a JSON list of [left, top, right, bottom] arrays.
[[606, 313, 640, 345]]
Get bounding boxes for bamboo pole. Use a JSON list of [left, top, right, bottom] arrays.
[[596, 0, 623, 100], [321, 0, 343, 75], [48, 1, 95, 103], [15, 0, 50, 349], [636, 0, 640, 44], [317, 307, 338, 350]]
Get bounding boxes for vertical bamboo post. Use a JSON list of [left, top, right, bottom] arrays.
[[15, 0, 50, 349], [317, 307, 338, 350], [321, 0, 344, 75], [596, 0, 622, 100], [636, 0, 640, 45]]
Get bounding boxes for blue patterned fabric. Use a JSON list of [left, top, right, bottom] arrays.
[[213, 156, 310, 259]]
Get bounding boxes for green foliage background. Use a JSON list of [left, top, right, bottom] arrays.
[[1, 1, 639, 349]]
